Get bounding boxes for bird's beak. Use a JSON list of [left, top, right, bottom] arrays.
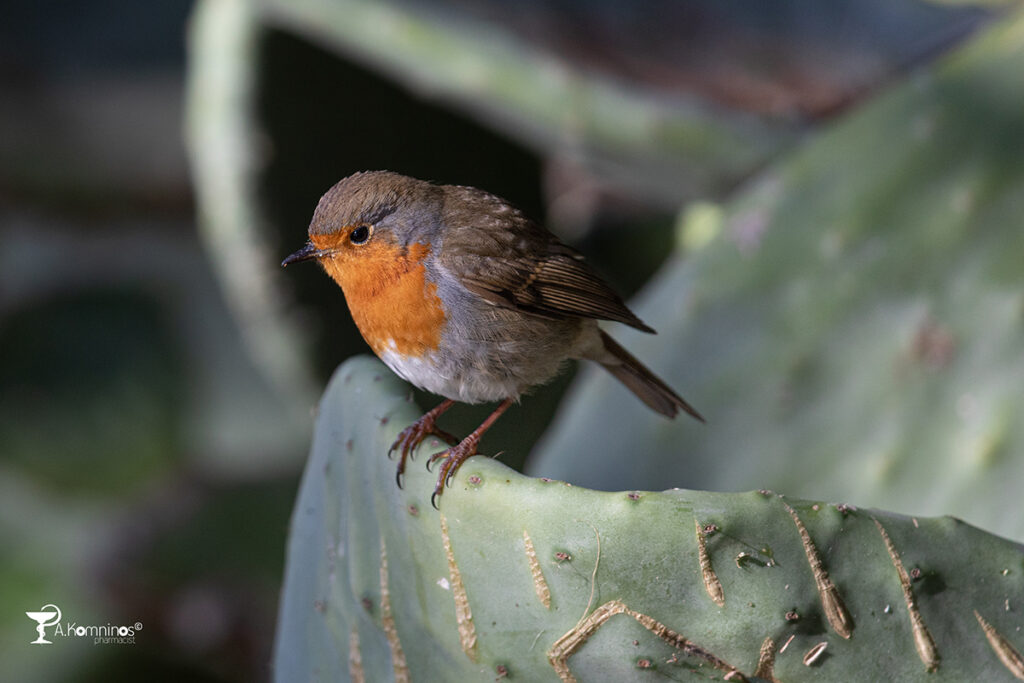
[[281, 242, 332, 267]]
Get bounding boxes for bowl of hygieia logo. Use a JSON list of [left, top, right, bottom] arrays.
[[26, 603, 142, 645], [25, 604, 61, 645]]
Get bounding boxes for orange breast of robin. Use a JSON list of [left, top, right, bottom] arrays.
[[311, 234, 446, 358]]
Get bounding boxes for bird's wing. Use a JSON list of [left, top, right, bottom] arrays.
[[438, 202, 654, 332]]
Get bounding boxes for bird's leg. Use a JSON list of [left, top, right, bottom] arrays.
[[429, 398, 514, 508], [390, 399, 458, 488]]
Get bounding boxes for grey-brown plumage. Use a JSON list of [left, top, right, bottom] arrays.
[[295, 170, 702, 419], [439, 185, 654, 332], [432, 177, 699, 420], [283, 170, 703, 504]]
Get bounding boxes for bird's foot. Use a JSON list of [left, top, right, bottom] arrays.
[[427, 435, 481, 509], [389, 402, 457, 488]]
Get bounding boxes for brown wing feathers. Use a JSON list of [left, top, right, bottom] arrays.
[[439, 185, 654, 331], [520, 251, 655, 331], [458, 241, 654, 332]]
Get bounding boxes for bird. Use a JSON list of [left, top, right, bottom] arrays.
[[282, 171, 702, 507]]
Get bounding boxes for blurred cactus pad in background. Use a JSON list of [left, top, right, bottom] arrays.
[[533, 10, 1024, 542]]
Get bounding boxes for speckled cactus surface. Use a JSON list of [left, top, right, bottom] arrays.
[[273, 358, 1024, 682]]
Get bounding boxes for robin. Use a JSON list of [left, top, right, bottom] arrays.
[[283, 171, 702, 507]]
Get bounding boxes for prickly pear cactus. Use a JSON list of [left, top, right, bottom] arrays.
[[272, 10, 1024, 681], [273, 357, 1024, 682], [531, 9, 1024, 543]]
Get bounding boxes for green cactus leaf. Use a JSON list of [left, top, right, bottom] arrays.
[[273, 357, 1024, 682]]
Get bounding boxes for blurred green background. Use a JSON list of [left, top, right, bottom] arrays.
[[2, 0, 1017, 680]]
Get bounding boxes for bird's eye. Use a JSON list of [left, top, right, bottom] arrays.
[[349, 225, 372, 244]]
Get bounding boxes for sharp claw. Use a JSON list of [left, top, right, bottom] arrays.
[[425, 451, 446, 473], [391, 398, 509, 503]]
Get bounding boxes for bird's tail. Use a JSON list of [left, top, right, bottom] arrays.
[[596, 330, 704, 421]]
